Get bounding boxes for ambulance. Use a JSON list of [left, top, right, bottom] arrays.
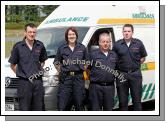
[[5, 5, 155, 111]]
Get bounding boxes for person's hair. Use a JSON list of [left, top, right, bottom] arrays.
[[98, 30, 110, 42], [123, 24, 134, 32], [24, 23, 37, 31], [65, 27, 78, 42]]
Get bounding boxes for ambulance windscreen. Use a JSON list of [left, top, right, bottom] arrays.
[[36, 27, 89, 58]]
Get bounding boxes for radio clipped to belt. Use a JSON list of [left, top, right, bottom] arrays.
[[83, 65, 90, 81]]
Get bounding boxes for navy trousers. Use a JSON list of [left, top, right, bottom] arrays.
[[17, 78, 44, 111], [116, 70, 142, 111], [57, 73, 85, 111], [89, 83, 115, 111]]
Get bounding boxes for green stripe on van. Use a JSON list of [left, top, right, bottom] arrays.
[[114, 96, 119, 105], [128, 95, 131, 103], [146, 83, 152, 92], [152, 84, 155, 91], [149, 91, 154, 99], [113, 83, 155, 108], [141, 63, 148, 71], [143, 92, 149, 100], [142, 84, 147, 92]]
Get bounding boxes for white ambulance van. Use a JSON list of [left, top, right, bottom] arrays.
[[5, 5, 155, 111]]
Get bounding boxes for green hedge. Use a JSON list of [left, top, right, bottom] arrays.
[[5, 22, 41, 30]]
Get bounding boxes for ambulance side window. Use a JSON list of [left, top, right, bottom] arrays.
[[87, 28, 115, 53]]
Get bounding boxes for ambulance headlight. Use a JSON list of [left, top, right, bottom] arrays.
[[43, 75, 59, 87]]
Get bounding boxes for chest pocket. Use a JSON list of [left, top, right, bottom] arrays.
[[33, 52, 40, 61], [117, 46, 128, 57], [19, 49, 30, 63], [74, 51, 84, 59], [110, 57, 116, 63], [33, 49, 41, 61], [108, 56, 116, 68], [131, 47, 140, 52], [95, 56, 105, 65], [62, 52, 70, 60], [130, 47, 141, 60], [130, 47, 140, 55]]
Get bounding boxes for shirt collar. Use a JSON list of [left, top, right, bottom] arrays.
[[21, 39, 40, 46], [63, 42, 80, 48], [121, 38, 136, 45], [98, 48, 112, 56]]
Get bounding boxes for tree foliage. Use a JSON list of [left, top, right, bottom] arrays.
[[5, 5, 59, 23]]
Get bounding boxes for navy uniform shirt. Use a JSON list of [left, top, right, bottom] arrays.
[[8, 39, 48, 78], [113, 38, 147, 72], [53, 42, 88, 72], [90, 49, 118, 83]]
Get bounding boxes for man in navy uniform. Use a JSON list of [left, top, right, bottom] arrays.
[[113, 24, 147, 111], [89, 30, 117, 111], [53, 27, 88, 111], [8, 23, 48, 111]]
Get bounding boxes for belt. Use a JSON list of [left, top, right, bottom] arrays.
[[65, 71, 83, 76], [19, 77, 42, 82], [19, 77, 29, 80], [120, 69, 139, 73], [91, 82, 114, 86]]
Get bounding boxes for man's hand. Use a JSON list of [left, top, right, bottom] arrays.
[[54, 64, 61, 73], [10, 64, 17, 74], [140, 57, 146, 64], [41, 62, 45, 68]]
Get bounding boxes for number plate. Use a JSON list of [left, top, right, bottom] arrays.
[[5, 104, 14, 111]]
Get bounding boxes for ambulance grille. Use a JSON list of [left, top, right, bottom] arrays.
[[7, 78, 19, 88]]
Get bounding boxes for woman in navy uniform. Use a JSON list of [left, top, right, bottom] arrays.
[[8, 23, 48, 111], [53, 27, 88, 111], [113, 24, 147, 111]]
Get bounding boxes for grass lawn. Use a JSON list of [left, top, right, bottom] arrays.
[[5, 29, 23, 37], [5, 29, 23, 58], [5, 22, 41, 30], [5, 41, 17, 58]]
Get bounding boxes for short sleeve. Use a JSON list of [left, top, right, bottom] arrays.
[[8, 44, 19, 64], [140, 42, 147, 58], [39, 45, 48, 62]]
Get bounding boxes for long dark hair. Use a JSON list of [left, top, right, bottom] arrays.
[[65, 27, 78, 43]]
